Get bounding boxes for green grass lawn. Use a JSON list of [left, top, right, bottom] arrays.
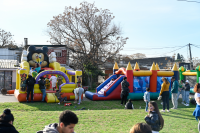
[[0, 99, 198, 133]]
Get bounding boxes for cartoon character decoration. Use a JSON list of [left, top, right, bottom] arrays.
[[27, 46, 49, 68], [20, 73, 27, 92], [57, 76, 63, 89], [77, 75, 82, 85], [32, 71, 38, 78], [45, 78, 50, 90]]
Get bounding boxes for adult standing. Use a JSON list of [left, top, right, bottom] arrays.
[[176, 80, 185, 105], [39, 77, 46, 102], [26, 74, 36, 103], [193, 83, 200, 132], [0, 109, 19, 133], [121, 77, 130, 105], [185, 80, 191, 106], [49, 75, 57, 91], [159, 77, 170, 112], [171, 76, 178, 109]]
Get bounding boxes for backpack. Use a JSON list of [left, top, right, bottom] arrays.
[[28, 78, 35, 86]]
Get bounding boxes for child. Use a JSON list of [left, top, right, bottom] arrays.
[[193, 83, 200, 132], [55, 90, 67, 105], [129, 123, 152, 133], [125, 99, 134, 109], [144, 88, 150, 112], [145, 101, 164, 133]]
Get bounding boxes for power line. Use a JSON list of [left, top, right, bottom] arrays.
[[177, 0, 200, 3], [157, 45, 187, 56], [123, 45, 184, 50]]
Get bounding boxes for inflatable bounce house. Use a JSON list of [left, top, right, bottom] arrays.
[[179, 65, 200, 94], [85, 62, 179, 101], [14, 46, 83, 103]]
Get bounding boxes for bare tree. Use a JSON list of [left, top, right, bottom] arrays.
[[47, 1, 128, 71], [0, 28, 14, 47], [129, 53, 146, 59]]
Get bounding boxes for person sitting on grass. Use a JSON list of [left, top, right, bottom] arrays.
[[37, 110, 78, 133], [55, 90, 67, 105], [145, 101, 164, 133], [125, 99, 134, 109], [129, 122, 152, 133], [0, 109, 19, 133]]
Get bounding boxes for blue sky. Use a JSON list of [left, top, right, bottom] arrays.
[[0, 0, 200, 60]]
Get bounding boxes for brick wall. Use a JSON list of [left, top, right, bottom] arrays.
[[105, 69, 113, 79], [47, 49, 67, 65]]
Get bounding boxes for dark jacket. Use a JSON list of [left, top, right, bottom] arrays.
[[145, 112, 160, 131], [55, 90, 62, 99], [125, 101, 133, 109], [26, 76, 36, 87], [185, 83, 190, 91], [121, 80, 130, 96], [0, 121, 19, 133], [39, 80, 46, 90], [171, 80, 178, 93]]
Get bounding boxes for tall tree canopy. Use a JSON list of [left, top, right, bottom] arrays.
[[47, 1, 128, 70], [0, 28, 15, 47]]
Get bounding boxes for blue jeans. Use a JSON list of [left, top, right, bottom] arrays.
[[177, 90, 185, 102], [40, 89, 46, 102], [185, 91, 190, 104], [145, 101, 149, 111]]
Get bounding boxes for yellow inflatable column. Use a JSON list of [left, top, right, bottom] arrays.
[[49, 62, 61, 70]]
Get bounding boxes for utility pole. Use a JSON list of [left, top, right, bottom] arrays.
[[188, 43, 193, 69]]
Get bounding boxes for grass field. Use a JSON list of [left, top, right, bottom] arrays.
[[0, 99, 198, 133]]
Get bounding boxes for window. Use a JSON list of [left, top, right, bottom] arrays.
[[0, 71, 12, 90], [54, 50, 62, 57]]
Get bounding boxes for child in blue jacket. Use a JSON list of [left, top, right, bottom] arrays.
[[144, 87, 150, 112]]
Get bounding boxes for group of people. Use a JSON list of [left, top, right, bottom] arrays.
[[158, 76, 191, 112], [0, 109, 78, 133], [0, 105, 162, 133], [121, 76, 194, 133]]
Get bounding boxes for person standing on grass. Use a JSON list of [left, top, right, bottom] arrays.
[[129, 123, 152, 133], [145, 101, 164, 133], [159, 77, 170, 112], [49, 75, 57, 91], [144, 87, 150, 112], [73, 82, 84, 104], [39, 77, 46, 102], [55, 90, 67, 105], [121, 77, 130, 105], [0, 109, 19, 133], [171, 76, 178, 109], [185, 80, 190, 106], [193, 83, 200, 132], [37, 110, 78, 133], [26, 73, 36, 103], [176, 80, 185, 105]]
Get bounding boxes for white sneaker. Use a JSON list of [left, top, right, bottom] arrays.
[[161, 102, 163, 105], [58, 103, 60, 105], [167, 110, 170, 112], [185, 104, 189, 106], [181, 102, 185, 105], [161, 110, 165, 112]]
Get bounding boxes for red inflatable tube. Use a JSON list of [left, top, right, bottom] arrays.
[[7, 90, 15, 94]]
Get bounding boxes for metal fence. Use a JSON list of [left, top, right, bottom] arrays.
[[0, 60, 18, 68]]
